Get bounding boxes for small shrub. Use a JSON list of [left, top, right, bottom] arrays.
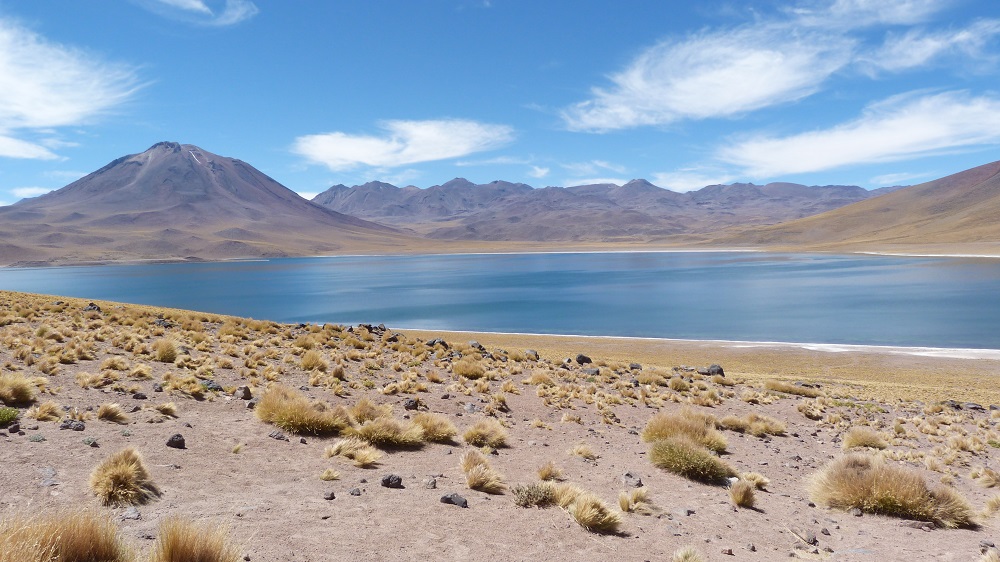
[[808, 454, 975, 528], [649, 436, 737, 484], [642, 408, 726, 453], [729, 479, 756, 508], [513, 482, 556, 507], [89, 447, 160, 506], [842, 426, 888, 450], [463, 418, 508, 448], [538, 460, 564, 481], [412, 412, 457, 443], [0, 372, 35, 406], [151, 517, 241, 562], [0, 406, 18, 426], [764, 379, 821, 397], [97, 403, 130, 424], [324, 437, 382, 467], [255, 384, 351, 436]]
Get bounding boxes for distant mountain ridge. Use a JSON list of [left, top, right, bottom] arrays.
[[312, 177, 894, 241], [0, 142, 407, 265]]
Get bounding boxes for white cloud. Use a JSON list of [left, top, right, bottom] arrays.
[[652, 169, 739, 193], [11, 186, 53, 198], [863, 19, 1000, 72], [295, 191, 319, 200], [870, 171, 933, 185], [718, 91, 1000, 177], [790, 0, 947, 27], [527, 166, 549, 178], [0, 17, 140, 159], [293, 119, 515, 171], [561, 160, 627, 176], [455, 155, 531, 167], [141, 0, 258, 26], [561, 24, 853, 131]]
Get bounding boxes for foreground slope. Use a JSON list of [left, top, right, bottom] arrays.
[[0, 142, 410, 265], [713, 160, 1000, 253]]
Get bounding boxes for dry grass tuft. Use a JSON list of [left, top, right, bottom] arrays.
[[649, 436, 737, 484], [619, 487, 654, 515], [324, 437, 382, 467], [453, 357, 486, 379], [255, 384, 351, 436], [842, 426, 889, 450], [672, 546, 706, 562], [538, 460, 564, 481], [741, 472, 770, 490], [565, 492, 621, 533], [513, 482, 556, 508], [642, 408, 727, 453], [153, 339, 178, 363], [150, 516, 241, 562], [461, 449, 506, 494], [0, 372, 36, 406], [463, 418, 508, 448], [319, 468, 340, 481], [570, 443, 598, 461], [89, 447, 160, 506], [808, 454, 976, 528], [350, 397, 391, 423], [764, 379, 822, 397], [0, 509, 131, 562], [729, 479, 756, 508], [25, 400, 62, 422], [97, 403, 130, 424], [347, 417, 425, 449], [300, 350, 328, 372], [154, 402, 178, 417], [412, 412, 457, 443]]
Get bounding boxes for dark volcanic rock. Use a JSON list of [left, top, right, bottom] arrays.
[[166, 434, 186, 449], [440, 493, 468, 508], [381, 474, 404, 489]]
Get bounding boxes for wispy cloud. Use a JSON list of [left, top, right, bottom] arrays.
[[561, 160, 627, 176], [10, 186, 53, 198], [652, 169, 739, 193], [527, 166, 550, 178], [139, 0, 258, 26], [454, 155, 531, 167], [0, 17, 141, 159], [718, 91, 1000, 177], [293, 119, 515, 171], [789, 0, 948, 28], [862, 19, 1000, 72], [870, 171, 933, 185]]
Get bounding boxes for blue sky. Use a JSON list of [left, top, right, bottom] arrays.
[[1, 0, 999, 204]]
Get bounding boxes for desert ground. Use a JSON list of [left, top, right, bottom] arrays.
[[3, 290, 1000, 561]]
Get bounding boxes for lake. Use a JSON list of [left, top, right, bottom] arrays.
[[1, 252, 999, 349]]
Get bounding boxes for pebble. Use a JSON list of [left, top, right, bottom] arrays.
[[166, 434, 186, 449], [349, 488, 362, 496], [323, 491, 336, 500], [381, 474, 404, 489], [440, 493, 468, 508]]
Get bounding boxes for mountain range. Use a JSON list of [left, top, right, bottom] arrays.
[[0, 141, 997, 265]]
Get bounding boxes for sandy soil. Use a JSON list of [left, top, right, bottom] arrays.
[[2, 291, 1000, 561]]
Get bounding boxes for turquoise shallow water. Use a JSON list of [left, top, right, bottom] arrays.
[[1, 252, 999, 349]]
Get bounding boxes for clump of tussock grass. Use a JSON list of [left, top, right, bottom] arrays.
[[129, 364, 153, 380], [565, 491, 621, 533], [319, 468, 340, 481], [346, 417, 425, 449], [570, 443, 598, 461], [0, 372, 36, 406], [641, 408, 727, 453], [808, 454, 976, 528], [672, 546, 706, 562], [255, 384, 351, 436], [412, 412, 457, 443], [729, 479, 756, 508], [150, 516, 241, 562], [842, 426, 888, 450], [0, 509, 131, 562], [538, 460, 564, 481], [764, 379, 822, 397], [300, 350, 328, 372], [153, 339, 178, 363], [649, 436, 737, 484], [154, 402, 178, 417], [76, 370, 120, 389], [619, 487, 654, 515], [741, 471, 770, 490], [460, 449, 506, 494], [25, 400, 61, 422], [452, 358, 486, 379], [718, 413, 786, 437], [89, 447, 160, 506], [324, 437, 382, 467], [97, 403, 130, 424], [100, 356, 129, 371], [350, 397, 391, 424], [463, 418, 508, 448], [513, 482, 556, 508]]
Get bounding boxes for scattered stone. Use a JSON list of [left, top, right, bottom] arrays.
[[721, 548, 734, 556], [575, 354, 592, 365], [300, 437, 307, 444], [83, 302, 102, 313], [153, 318, 172, 328], [629, 362, 642, 370], [246, 399, 258, 410], [424, 477, 437, 489], [8, 423, 20, 434], [83, 437, 99, 447], [621, 472, 643, 488], [440, 493, 468, 508], [59, 420, 85, 431], [849, 507, 863, 517], [980, 540, 996, 552], [707, 364, 725, 377], [120, 507, 141, 521], [746, 544, 756, 552], [201, 380, 223, 392], [677, 508, 695, 517], [166, 434, 186, 449], [441, 394, 450, 400], [403, 398, 419, 411], [820, 528, 830, 536], [524, 349, 539, 361], [152, 383, 163, 393], [268, 430, 289, 442], [582, 368, 600, 376], [349, 488, 362, 496], [132, 392, 147, 400], [381, 474, 404, 489], [323, 491, 336, 500], [469, 340, 486, 352], [427, 338, 448, 349], [965, 402, 985, 411], [464, 403, 481, 414], [233, 386, 252, 400]]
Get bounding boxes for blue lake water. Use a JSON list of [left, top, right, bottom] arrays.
[[1, 252, 999, 349]]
